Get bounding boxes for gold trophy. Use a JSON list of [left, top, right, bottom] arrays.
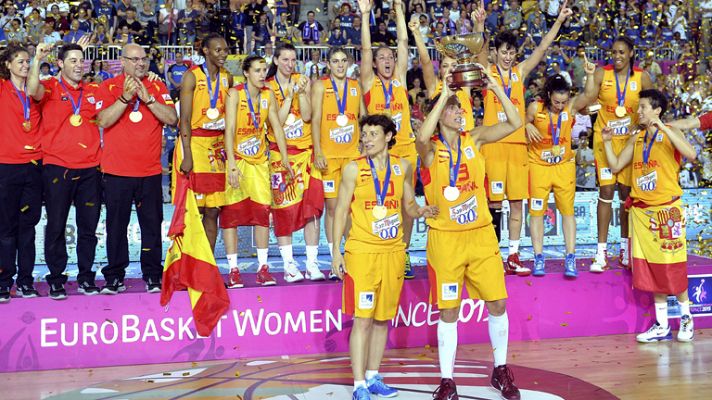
[[434, 32, 487, 89]]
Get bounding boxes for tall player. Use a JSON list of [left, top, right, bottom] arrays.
[[589, 37, 652, 272], [525, 58, 597, 277], [601, 89, 696, 343], [312, 47, 366, 273], [417, 72, 523, 400], [222, 55, 293, 288], [331, 114, 437, 400], [265, 43, 326, 282], [474, 0, 572, 277], [177, 33, 232, 250], [359, 0, 418, 278]]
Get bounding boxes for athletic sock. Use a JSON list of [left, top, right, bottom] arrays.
[[365, 370, 378, 381], [490, 207, 502, 242], [257, 248, 269, 266], [328, 242, 334, 258], [597, 242, 607, 255], [227, 254, 238, 270], [621, 238, 628, 255], [488, 311, 509, 367], [353, 380, 366, 391], [437, 320, 458, 379], [306, 245, 319, 264], [679, 300, 691, 317], [509, 240, 520, 255], [655, 302, 669, 329], [279, 244, 294, 263]]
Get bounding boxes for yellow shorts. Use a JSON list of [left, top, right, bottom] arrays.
[[528, 161, 576, 217], [220, 159, 271, 228], [481, 143, 529, 201], [342, 250, 406, 321], [593, 135, 632, 186], [391, 144, 417, 185], [195, 191, 226, 209], [323, 157, 354, 199], [172, 135, 226, 207], [426, 226, 507, 309]]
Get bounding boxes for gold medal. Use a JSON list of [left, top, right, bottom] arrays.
[[372, 205, 388, 220], [129, 111, 143, 123], [615, 105, 626, 118], [551, 145, 561, 155], [22, 120, 32, 132], [642, 163, 649, 175], [206, 107, 219, 120], [69, 114, 83, 127]]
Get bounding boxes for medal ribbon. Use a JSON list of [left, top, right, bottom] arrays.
[[133, 98, 141, 113], [202, 64, 220, 109], [330, 77, 348, 116], [614, 69, 630, 108], [548, 110, 563, 146], [367, 156, 392, 207], [495, 65, 512, 99], [58, 78, 83, 116], [10, 80, 30, 121], [244, 87, 261, 130], [439, 133, 462, 188], [379, 77, 393, 111], [642, 128, 658, 167], [274, 74, 290, 101]]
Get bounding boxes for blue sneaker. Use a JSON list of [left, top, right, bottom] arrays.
[[532, 254, 546, 276], [564, 254, 578, 278], [404, 253, 415, 279], [352, 386, 371, 400], [368, 374, 398, 397]]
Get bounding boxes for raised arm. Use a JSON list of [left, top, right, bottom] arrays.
[[571, 53, 597, 113], [518, 0, 572, 79], [416, 84, 453, 167], [27, 42, 52, 101], [358, 0, 375, 87], [652, 119, 697, 161], [394, 0, 409, 80], [602, 127, 637, 173], [472, 0, 489, 68], [472, 68, 523, 146], [408, 17, 438, 97]]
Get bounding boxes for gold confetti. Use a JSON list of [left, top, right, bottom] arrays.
[[78, 142, 87, 148], [30, 159, 38, 165], [257, 296, 262, 303], [52, 178, 59, 184], [561, 323, 569, 327], [142, 248, 151, 251], [234, 371, 240, 377], [182, 372, 190, 376], [85, 202, 95, 207], [20, 205, 29, 212], [24, 145, 35, 150]]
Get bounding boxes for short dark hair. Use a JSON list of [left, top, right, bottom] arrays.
[[201, 32, 226, 56], [242, 54, 265, 73], [307, 10, 315, 15], [639, 89, 668, 116], [425, 93, 460, 114], [542, 74, 571, 108], [360, 114, 397, 149], [494, 31, 518, 51], [58, 43, 83, 61]]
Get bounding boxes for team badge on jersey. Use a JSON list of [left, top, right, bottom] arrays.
[[630, 81, 637, 91], [441, 283, 459, 301], [491, 181, 504, 195], [464, 146, 475, 159], [359, 292, 375, 309], [324, 180, 335, 193], [261, 99, 268, 109], [531, 198, 544, 211], [350, 87, 357, 96], [392, 164, 402, 175]]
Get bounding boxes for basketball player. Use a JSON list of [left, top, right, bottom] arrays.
[[669, 111, 712, 131]]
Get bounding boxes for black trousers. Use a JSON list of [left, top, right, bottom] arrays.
[[101, 174, 163, 283], [0, 162, 43, 288], [43, 164, 101, 286]]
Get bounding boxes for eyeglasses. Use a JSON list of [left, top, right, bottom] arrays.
[[123, 56, 148, 64]]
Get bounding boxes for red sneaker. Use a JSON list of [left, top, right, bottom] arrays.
[[228, 268, 244, 288], [432, 378, 458, 400], [256, 264, 277, 286], [491, 365, 521, 400], [505, 253, 531, 276]]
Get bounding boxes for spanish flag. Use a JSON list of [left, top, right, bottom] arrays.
[[161, 174, 230, 337]]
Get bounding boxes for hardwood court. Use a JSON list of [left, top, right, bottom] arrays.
[[4, 330, 710, 399]]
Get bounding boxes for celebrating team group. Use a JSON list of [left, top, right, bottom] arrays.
[[1, 0, 707, 399]]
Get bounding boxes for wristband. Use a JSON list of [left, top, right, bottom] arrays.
[[118, 96, 129, 104]]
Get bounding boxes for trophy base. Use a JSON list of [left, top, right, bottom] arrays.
[[449, 63, 486, 90]]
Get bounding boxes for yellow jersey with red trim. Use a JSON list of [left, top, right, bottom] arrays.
[[265, 73, 313, 150], [230, 84, 270, 164], [345, 155, 407, 253], [190, 65, 231, 131], [529, 101, 575, 166], [483, 65, 526, 143], [431, 81, 474, 132], [630, 127, 683, 205], [365, 77, 414, 147], [421, 133, 491, 231], [320, 77, 361, 158], [594, 65, 644, 141]]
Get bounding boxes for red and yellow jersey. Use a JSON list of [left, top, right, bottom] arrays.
[[431, 81, 474, 132], [190, 65, 231, 133], [345, 155, 407, 253], [229, 84, 270, 164], [630, 127, 683, 205], [483, 65, 526, 143], [529, 101, 575, 166], [594, 65, 644, 142], [320, 77, 361, 158], [365, 77, 413, 148], [265, 73, 312, 150], [421, 133, 491, 231]]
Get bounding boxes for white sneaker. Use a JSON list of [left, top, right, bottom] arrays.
[[305, 260, 326, 281], [589, 251, 607, 273], [283, 260, 304, 283], [636, 322, 672, 343], [678, 315, 694, 342]]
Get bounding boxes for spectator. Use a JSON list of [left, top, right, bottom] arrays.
[[503, 0, 522, 31], [167, 51, 188, 99], [5, 19, 27, 43], [371, 21, 395, 46], [273, 11, 287, 43], [328, 25, 348, 46], [177, 0, 198, 46], [304, 49, 326, 78], [0, 5, 22, 32], [117, 7, 144, 42], [527, 12, 546, 44], [39, 61, 53, 80], [261, 41, 274, 65], [23, 0, 45, 20], [63, 19, 87, 44], [94, 0, 116, 28], [406, 56, 424, 91], [41, 21, 62, 44], [92, 23, 112, 45], [25, 8, 44, 44], [550, 62, 572, 86], [253, 13, 273, 50], [245, 0, 262, 53], [230, 3, 247, 51], [348, 15, 363, 48], [337, 3, 355, 29], [575, 132, 596, 191], [90, 60, 113, 82], [75, 8, 92, 32], [159, 0, 179, 45], [298, 10, 324, 44], [640, 54, 663, 84], [570, 45, 587, 91]]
